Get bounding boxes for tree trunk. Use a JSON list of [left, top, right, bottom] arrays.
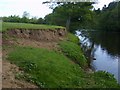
[[66, 16, 71, 31]]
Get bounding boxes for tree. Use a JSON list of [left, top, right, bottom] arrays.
[[22, 11, 30, 18], [21, 11, 30, 23], [96, 1, 120, 31], [44, 2, 95, 32], [29, 17, 37, 24], [44, 13, 66, 26], [94, 8, 101, 14], [37, 18, 45, 24]]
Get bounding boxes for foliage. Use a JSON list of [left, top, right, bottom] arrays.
[[44, 13, 66, 26], [2, 15, 21, 23], [94, 1, 120, 31], [22, 11, 30, 18], [2, 22, 65, 32], [44, 2, 95, 32], [93, 71, 120, 88], [2, 15, 45, 24], [2, 11, 45, 24]]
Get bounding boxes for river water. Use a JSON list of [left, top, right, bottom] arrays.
[[76, 30, 120, 83]]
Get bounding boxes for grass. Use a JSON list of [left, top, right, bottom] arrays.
[[67, 33, 79, 44], [92, 71, 120, 88], [1, 22, 65, 32], [59, 33, 87, 69], [7, 46, 84, 88], [7, 46, 120, 88], [59, 41, 87, 69]]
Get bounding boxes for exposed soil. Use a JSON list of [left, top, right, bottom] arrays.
[[3, 28, 67, 41], [3, 38, 60, 50], [2, 60, 38, 88], [2, 29, 66, 88]]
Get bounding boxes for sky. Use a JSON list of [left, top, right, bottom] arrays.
[[0, 0, 114, 18]]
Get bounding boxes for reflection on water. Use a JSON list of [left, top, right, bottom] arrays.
[[76, 30, 120, 83]]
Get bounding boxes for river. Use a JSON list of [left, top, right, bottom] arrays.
[[76, 30, 120, 83]]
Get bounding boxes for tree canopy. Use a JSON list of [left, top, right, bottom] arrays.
[[94, 1, 120, 31], [44, 2, 95, 32]]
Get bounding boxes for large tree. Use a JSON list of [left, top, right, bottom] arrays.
[[44, 2, 95, 32]]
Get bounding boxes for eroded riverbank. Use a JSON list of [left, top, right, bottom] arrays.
[[2, 22, 120, 88]]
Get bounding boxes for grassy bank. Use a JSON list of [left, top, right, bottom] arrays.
[[7, 45, 119, 88], [1, 22, 65, 32], [59, 41, 87, 69], [8, 46, 84, 88]]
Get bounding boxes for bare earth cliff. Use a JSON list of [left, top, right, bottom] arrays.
[[3, 28, 67, 41]]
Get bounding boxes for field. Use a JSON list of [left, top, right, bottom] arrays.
[[1, 22, 65, 32]]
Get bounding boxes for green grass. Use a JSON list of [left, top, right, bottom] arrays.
[[1, 22, 65, 32], [92, 71, 120, 88], [59, 41, 87, 69], [7, 46, 84, 88], [7, 46, 120, 88], [59, 33, 87, 69], [67, 33, 79, 44]]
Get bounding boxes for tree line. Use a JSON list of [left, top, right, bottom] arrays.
[[1, 1, 120, 32], [2, 11, 45, 24]]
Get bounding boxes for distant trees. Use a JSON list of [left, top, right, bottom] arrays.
[[2, 11, 45, 24], [21, 11, 30, 23], [37, 18, 45, 24], [22, 11, 30, 18], [2, 15, 21, 22]]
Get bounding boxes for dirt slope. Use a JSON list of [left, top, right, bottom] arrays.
[[2, 28, 66, 88], [4, 28, 67, 41]]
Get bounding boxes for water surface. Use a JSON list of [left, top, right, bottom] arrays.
[[76, 30, 120, 83]]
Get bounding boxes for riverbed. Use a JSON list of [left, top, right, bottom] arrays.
[[76, 30, 120, 83]]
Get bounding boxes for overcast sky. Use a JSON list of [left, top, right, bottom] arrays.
[[0, 0, 114, 18]]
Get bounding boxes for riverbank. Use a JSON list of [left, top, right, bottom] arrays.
[[2, 22, 120, 88]]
